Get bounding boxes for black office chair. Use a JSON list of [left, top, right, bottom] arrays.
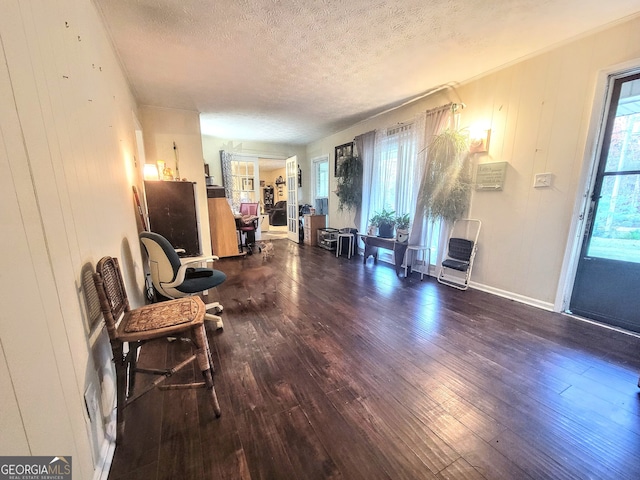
[[139, 232, 227, 329]]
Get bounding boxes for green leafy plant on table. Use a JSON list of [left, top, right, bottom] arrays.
[[372, 207, 396, 238], [395, 213, 411, 230]]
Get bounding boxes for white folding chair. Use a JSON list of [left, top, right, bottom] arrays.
[[437, 219, 481, 290]]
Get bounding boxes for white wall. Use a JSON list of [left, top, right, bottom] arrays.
[[139, 106, 213, 255], [1, 1, 144, 477], [307, 15, 640, 309]]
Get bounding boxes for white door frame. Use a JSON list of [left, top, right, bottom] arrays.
[[285, 155, 299, 243], [555, 58, 640, 312]]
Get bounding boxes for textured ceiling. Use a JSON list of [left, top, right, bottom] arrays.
[[95, 0, 640, 145]]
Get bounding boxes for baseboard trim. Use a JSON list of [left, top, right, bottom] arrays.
[[364, 253, 556, 312], [93, 438, 115, 480], [562, 312, 640, 339], [361, 254, 640, 340], [469, 282, 555, 312], [93, 417, 116, 480]]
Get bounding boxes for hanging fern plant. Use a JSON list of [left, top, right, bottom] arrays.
[[335, 155, 363, 212], [420, 128, 472, 223]]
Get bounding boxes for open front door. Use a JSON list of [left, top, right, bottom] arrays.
[[569, 72, 640, 332], [285, 155, 299, 243]]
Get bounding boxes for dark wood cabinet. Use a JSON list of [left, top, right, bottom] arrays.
[[144, 181, 201, 256], [263, 186, 274, 211]]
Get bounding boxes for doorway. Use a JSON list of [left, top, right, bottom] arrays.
[[257, 157, 287, 239], [569, 71, 640, 332], [285, 155, 299, 243]]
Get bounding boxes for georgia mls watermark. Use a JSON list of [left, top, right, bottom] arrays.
[[0, 457, 71, 480]]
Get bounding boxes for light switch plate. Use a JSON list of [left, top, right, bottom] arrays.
[[534, 172, 552, 188]]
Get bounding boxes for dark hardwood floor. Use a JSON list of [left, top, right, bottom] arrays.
[[108, 239, 640, 480]]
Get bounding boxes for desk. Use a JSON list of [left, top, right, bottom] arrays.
[[359, 234, 408, 276], [260, 214, 269, 232]]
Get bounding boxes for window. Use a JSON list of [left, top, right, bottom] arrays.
[[312, 155, 329, 214], [230, 157, 258, 208], [586, 76, 640, 262], [369, 124, 417, 218]]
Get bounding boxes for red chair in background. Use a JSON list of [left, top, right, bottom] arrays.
[[237, 202, 259, 254]]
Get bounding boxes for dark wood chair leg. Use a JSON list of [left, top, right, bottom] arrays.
[[205, 333, 215, 374], [112, 341, 127, 444], [127, 342, 139, 397], [192, 325, 221, 417], [203, 368, 221, 417]]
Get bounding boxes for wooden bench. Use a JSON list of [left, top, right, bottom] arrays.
[[359, 234, 408, 276]]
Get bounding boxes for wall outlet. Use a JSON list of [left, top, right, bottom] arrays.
[[534, 172, 552, 188]]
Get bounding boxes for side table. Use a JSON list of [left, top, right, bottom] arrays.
[[403, 245, 431, 280], [336, 231, 355, 258]]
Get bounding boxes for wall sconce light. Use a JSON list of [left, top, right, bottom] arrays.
[[143, 163, 159, 180], [469, 128, 491, 154]]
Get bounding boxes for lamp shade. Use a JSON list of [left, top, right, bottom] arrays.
[[143, 163, 159, 180]]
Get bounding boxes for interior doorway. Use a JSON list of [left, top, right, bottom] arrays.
[[257, 157, 287, 239], [569, 71, 640, 332], [285, 155, 299, 243]]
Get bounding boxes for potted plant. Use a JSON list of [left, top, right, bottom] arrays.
[[373, 207, 396, 238], [367, 213, 381, 235], [420, 128, 472, 223], [395, 213, 410, 243]]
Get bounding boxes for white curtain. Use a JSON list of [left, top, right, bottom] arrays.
[[359, 104, 459, 271], [408, 104, 454, 269], [220, 150, 233, 198], [357, 131, 376, 235], [367, 124, 417, 221], [220, 150, 239, 212]]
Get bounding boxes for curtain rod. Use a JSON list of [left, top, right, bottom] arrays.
[[352, 83, 453, 128], [387, 102, 464, 132]]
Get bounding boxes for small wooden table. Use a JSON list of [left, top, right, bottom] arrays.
[[359, 234, 408, 276]]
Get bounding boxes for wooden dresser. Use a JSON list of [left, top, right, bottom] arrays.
[[207, 187, 239, 257], [303, 215, 327, 246]]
